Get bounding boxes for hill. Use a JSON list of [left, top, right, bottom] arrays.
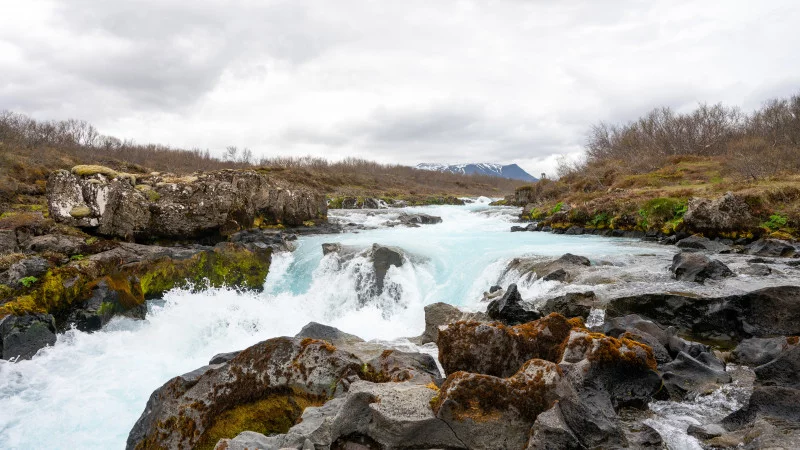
[[417, 163, 538, 182]]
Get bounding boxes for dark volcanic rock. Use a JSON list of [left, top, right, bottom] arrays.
[[420, 302, 486, 345], [606, 286, 800, 343], [542, 268, 568, 282], [25, 234, 86, 256], [670, 252, 734, 282], [66, 276, 148, 332], [754, 344, 800, 389], [371, 244, 404, 293], [0, 256, 50, 288], [396, 213, 442, 226], [0, 313, 57, 360], [722, 386, 800, 430], [486, 284, 541, 325], [745, 238, 797, 257], [295, 321, 365, 347], [540, 291, 597, 319], [732, 337, 793, 366], [660, 351, 731, 398]]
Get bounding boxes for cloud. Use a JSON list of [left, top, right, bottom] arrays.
[[1, 0, 799, 177]]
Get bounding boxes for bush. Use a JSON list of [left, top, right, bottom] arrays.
[[762, 213, 788, 231], [20, 276, 38, 288]]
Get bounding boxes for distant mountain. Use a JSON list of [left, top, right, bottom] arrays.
[[416, 163, 538, 182]]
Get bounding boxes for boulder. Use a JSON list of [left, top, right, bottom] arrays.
[[732, 337, 793, 366], [396, 213, 442, 226], [126, 337, 364, 450], [605, 286, 800, 343], [486, 284, 541, 325], [740, 262, 772, 276], [432, 359, 572, 450], [321, 242, 342, 255], [420, 302, 486, 345], [437, 314, 574, 377], [0, 256, 50, 288], [754, 344, 800, 389], [65, 276, 148, 332], [228, 229, 297, 253], [542, 268, 568, 282], [682, 192, 758, 235], [362, 198, 385, 209], [0, 230, 18, 253], [660, 351, 731, 398], [721, 386, 800, 430], [47, 168, 327, 240], [371, 244, 404, 294], [669, 252, 734, 282], [0, 313, 57, 360], [208, 351, 240, 365], [540, 291, 597, 319], [295, 321, 365, 347], [675, 235, 731, 253], [526, 404, 585, 450], [24, 234, 86, 256], [363, 349, 441, 384], [745, 238, 797, 257]]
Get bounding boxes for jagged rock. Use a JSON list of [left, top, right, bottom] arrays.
[[321, 242, 342, 255], [675, 235, 731, 253], [721, 386, 800, 430], [296, 322, 365, 347], [754, 344, 800, 389], [420, 302, 486, 345], [670, 252, 734, 282], [371, 244, 403, 294], [433, 359, 572, 450], [126, 336, 363, 450], [683, 192, 758, 235], [687, 423, 727, 440], [47, 168, 326, 240], [526, 404, 586, 450], [0, 313, 57, 360], [228, 229, 296, 252], [540, 291, 597, 319], [0, 256, 50, 288], [503, 254, 591, 284], [363, 349, 441, 384], [745, 238, 797, 257], [605, 286, 800, 343], [437, 314, 574, 377], [66, 276, 148, 332], [660, 351, 732, 398], [24, 234, 86, 256], [740, 262, 772, 276], [396, 213, 442, 226], [486, 284, 541, 325], [542, 268, 568, 282], [208, 351, 240, 365], [732, 337, 793, 366]]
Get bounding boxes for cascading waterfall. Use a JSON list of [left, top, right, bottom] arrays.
[[1, 198, 798, 449]]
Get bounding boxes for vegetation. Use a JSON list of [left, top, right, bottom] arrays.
[[518, 93, 800, 238]]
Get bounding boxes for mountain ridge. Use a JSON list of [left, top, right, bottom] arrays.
[[416, 162, 538, 182]]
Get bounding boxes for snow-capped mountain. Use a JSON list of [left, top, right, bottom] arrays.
[[416, 163, 538, 182]]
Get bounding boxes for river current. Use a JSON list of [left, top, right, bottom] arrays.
[[2, 198, 798, 449]]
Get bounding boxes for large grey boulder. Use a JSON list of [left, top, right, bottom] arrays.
[[371, 244, 404, 294], [670, 252, 734, 282], [47, 167, 327, 240], [420, 302, 486, 344], [25, 234, 86, 256], [540, 291, 597, 319], [683, 192, 758, 235], [0, 256, 50, 288], [0, 313, 57, 360], [732, 337, 793, 366], [660, 351, 731, 398], [396, 213, 443, 227], [745, 238, 797, 257], [0, 230, 18, 254], [675, 235, 731, 253]]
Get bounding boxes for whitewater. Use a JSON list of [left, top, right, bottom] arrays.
[[1, 198, 797, 449]]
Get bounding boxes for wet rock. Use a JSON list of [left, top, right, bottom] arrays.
[[560, 329, 661, 409], [126, 336, 363, 450], [486, 283, 541, 325], [371, 244, 404, 293], [0, 313, 57, 360], [396, 213, 442, 226], [670, 251, 734, 282], [362, 198, 385, 209], [542, 268, 568, 282], [321, 242, 343, 255], [606, 286, 800, 343], [683, 192, 758, 236], [675, 235, 731, 253], [632, 424, 665, 448], [0, 256, 50, 288], [559, 253, 591, 266], [542, 291, 597, 320], [754, 344, 800, 389], [228, 229, 296, 252], [709, 417, 800, 450], [660, 351, 732, 398], [732, 337, 792, 366], [208, 351, 240, 365], [432, 359, 571, 450], [745, 238, 797, 257], [341, 197, 361, 209], [510, 225, 528, 232], [66, 275, 148, 332], [296, 321, 365, 347], [740, 262, 772, 276], [721, 386, 800, 430], [557, 389, 628, 448], [437, 314, 574, 377], [526, 404, 585, 450], [420, 302, 486, 345], [564, 226, 584, 235], [47, 168, 327, 240], [687, 423, 726, 440]]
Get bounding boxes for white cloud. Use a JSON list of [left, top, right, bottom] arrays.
[[1, 0, 798, 177]]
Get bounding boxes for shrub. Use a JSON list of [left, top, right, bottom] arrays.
[[20, 276, 38, 288], [762, 213, 788, 231]]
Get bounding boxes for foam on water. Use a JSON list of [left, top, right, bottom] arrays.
[[0, 202, 795, 449]]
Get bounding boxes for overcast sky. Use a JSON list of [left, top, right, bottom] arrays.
[[1, 0, 798, 176]]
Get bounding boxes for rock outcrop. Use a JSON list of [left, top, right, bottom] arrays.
[[669, 251, 734, 282], [0, 313, 57, 360], [47, 167, 327, 240], [486, 284, 541, 325], [682, 192, 758, 236]]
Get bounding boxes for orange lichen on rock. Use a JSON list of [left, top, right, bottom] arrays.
[[562, 330, 658, 371]]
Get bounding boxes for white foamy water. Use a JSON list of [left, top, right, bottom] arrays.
[[0, 201, 797, 449]]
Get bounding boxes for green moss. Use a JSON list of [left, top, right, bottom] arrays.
[[20, 276, 38, 288], [70, 254, 85, 261], [550, 202, 564, 214], [762, 213, 788, 231], [327, 196, 344, 209], [71, 164, 118, 178], [69, 206, 92, 218], [97, 301, 115, 317], [0, 284, 12, 300], [638, 198, 687, 230]]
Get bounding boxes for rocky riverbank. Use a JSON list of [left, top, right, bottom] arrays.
[[0, 166, 328, 361], [124, 269, 800, 449]]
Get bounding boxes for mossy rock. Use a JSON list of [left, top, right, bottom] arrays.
[[69, 206, 92, 218], [71, 165, 119, 178]]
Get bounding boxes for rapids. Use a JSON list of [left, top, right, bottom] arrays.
[[1, 198, 798, 449]]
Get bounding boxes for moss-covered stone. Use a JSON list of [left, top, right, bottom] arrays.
[[71, 164, 118, 178], [69, 206, 92, 218]]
